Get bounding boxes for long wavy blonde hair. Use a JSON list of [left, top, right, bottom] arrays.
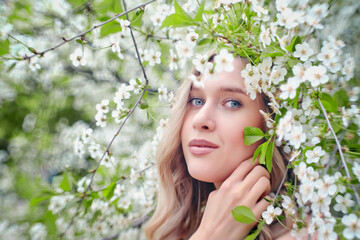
[[145, 57, 290, 240]]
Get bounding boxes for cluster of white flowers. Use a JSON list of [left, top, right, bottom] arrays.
[[29, 223, 47, 240], [48, 194, 74, 214]]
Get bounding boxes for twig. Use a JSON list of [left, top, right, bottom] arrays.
[[324, 131, 344, 175], [20, 0, 156, 61], [92, 164, 153, 193], [273, 165, 289, 205], [60, 0, 156, 237], [122, 0, 151, 85], [317, 98, 360, 204]]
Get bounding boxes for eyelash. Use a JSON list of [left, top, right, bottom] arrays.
[[188, 97, 242, 109]]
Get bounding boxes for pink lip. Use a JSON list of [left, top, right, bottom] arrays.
[[188, 139, 219, 155]]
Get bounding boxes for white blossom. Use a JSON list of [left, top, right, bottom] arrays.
[[144, 49, 161, 66], [269, 65, 287, 85], [262, 205, 282, 224], [352, 162, 360, 181], [293, 42, 314, 61], [175, 41, 193, 59], [117, 19, 130, 32], [30, 223, 47, 240], [81, 128, 93, 143], [189, 74, 204, 88], [95, 111, 107, 128], [311, 192, 331, 213], [259, 25, 271, 48], [276, 8, 299, 29], [341, 214, 360, 240], [96, 99, 109, 114], [285, 124, 306, 149], [48, 195, 74, 214], [318, 223, 337, 240], [69, 48, 86, 67], [299, 179, 315, 203], [169, 49, 179, 71], [114, 84, 131, 106], [334, 193, 355, 214], [128, 79, 143, 94], [158, 85, 168, 101], [214, 49, 234, 73], [279, 77, 300, 100], [192, 53, 209, 72], [304, 65, 329, 87], [305, 146, 325, 164], [88, 142, 102, 159], [185, 29, 198, 44], [281, 195, 296, 215]]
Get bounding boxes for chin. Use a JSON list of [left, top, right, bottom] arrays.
[[187, 165, 226, 184]]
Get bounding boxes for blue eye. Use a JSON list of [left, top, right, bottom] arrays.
[[224, 99, 241, 109], [189, 97, 204, 106]]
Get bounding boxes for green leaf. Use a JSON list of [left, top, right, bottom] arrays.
[[287, 58, 301, 67], [102, 181, 117, 200], [100, 21, 122, 38], [285, 36, 301, 52], [334, 88, 349, 107], [94, 0, 123, 14], [265, 140, 274, 173], [244, 221, 265, 240], [161, 0, 194, 28], [59, 172, 72, 192], [244, 127, 264, 146], [194, 1, 205, 22], [131, 9, 144, 28], [259, 141, 268, 165], [139, 101, 148, 109], [319, 92, 337, 113], [30, 194, 54, 206], [76, 39, 83, 44], [232, 205, 257, 224], [0, 38, 10, 56], [28, 47, 37, 54], [67, 0, 88, 8], [160, 14, 193, 28], [253, 144, 262, 163], [260, 49, 285, 58], [260, 46, 286, 59], [198, 38, 212, 46], [7, 62, 16, 72], [174, 0, 192, 20]]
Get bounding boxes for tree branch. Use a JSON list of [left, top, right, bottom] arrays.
[[20, 0, 156, 61], [59, 0, 156, 237], [317, 98, 360, 204]]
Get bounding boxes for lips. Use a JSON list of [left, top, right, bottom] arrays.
[[188, 139, 219, 155]]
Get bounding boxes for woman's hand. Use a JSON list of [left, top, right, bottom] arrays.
[[190, 157, 271, 240]]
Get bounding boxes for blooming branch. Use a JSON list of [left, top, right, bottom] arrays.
[[19, 0, 156, 61], [317, 98, 360, 204]]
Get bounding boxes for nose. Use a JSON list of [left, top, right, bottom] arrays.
[[192, 103, 215, 131]]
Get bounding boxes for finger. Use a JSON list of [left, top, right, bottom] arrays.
[[225, 157, 259, 184], [252, 197, 271, 220], [241, 165, 270, 193], [247, 176, 271, 204]]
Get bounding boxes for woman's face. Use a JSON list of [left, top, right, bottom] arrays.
[[181, 58, 265, 188]]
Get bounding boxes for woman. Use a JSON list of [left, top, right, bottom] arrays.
[[145, 55, 294, 240]]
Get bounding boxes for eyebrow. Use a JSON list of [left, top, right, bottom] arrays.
[[191, 86, 247, 95]]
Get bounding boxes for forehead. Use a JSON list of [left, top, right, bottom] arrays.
[[194, 57, 248, 90]]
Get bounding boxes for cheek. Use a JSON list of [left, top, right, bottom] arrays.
[[180, 113, 192, 142]]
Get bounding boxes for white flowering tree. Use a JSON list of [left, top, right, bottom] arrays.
[[0, 0, 359, 240]]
